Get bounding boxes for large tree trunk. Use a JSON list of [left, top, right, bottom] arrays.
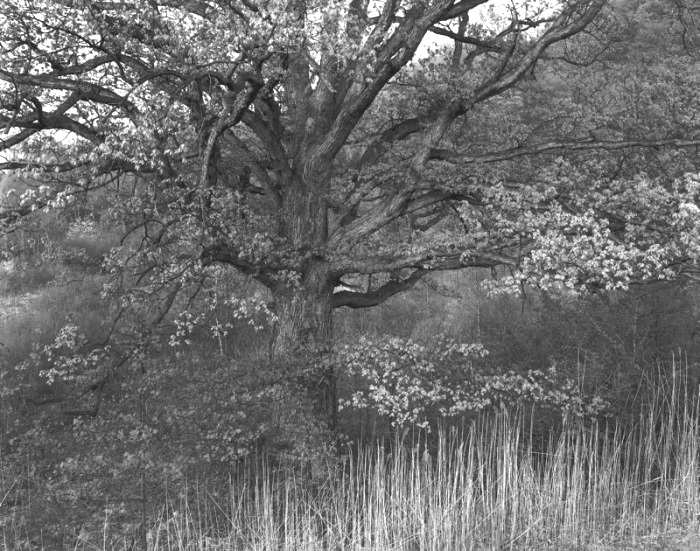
[[269, 260, 338, 430], [269, 170, 338, 431]]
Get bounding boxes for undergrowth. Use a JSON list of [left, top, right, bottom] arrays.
[[3, 360, 700, 550]]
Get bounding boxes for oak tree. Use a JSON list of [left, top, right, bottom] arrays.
[[2, 0, 700, 430]]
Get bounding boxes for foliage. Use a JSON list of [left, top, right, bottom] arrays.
[[335, 268, 700, 438], [338, 335, 609, 428], [0, 278, 301, 547]]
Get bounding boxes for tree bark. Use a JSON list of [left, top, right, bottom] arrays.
[[268, 171, 338, 431], [269, 260, 337, 430]]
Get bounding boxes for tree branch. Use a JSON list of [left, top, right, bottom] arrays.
[[332, 268, 427, 308], [201, 244, 293, 289], [330, 188, 457, 250], [355, 118, 422, 170], [312, 0, 488, 166], [0, 71, 136, 113], [0, 93, 103, 146], [428, 26, 502, 51], [433, 137, 700, 165], [473, 0, 607, 103], [330, 248, 517, 278]]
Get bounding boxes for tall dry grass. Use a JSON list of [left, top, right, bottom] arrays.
[[141, 364, 700, 551]]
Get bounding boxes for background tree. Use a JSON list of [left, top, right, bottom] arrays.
[[2, 0, 700, 434]]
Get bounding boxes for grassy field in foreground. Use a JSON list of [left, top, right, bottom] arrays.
[[5, 369, 700, 550]]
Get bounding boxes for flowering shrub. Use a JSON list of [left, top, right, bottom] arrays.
[[37, 324, 110, 385], [338, 336, 609, 428]]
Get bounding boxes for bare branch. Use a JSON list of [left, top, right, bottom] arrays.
[[433, 137, 700, 165], [333, 269, 427, 308], [355, 118, 422, 170], [428, 26, 502, 51]]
